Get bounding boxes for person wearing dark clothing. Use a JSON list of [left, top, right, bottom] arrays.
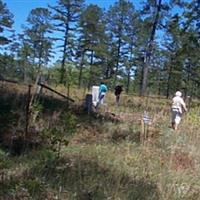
[[114, 85, 123, 104]]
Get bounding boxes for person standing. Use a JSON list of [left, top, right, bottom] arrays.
[[114, 85, 123, 104], [171, 91, 187, 130], [96, 82, 108, 108]]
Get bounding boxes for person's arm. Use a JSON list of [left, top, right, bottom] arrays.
[[105, 85, 108, 92], [181, 99, 187, 112], [171, 98, 175, 107]]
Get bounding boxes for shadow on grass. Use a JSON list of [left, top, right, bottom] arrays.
[[30, 153, 160, 200]]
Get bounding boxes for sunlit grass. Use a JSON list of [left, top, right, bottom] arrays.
[[1, 84, 200, 199]]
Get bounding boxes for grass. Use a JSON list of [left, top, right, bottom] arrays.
[[0, 83, 200, 199]]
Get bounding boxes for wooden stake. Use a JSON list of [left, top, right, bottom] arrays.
[[140, 119, 145, 144]]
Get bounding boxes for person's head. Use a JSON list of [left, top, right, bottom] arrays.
[[100, 82, 104, 85], [175, 91, 182, 97]]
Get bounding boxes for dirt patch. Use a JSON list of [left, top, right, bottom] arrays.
[[118, 112, 141, 123], [171, 150, 195, 171], [71, 126, 106, 144]]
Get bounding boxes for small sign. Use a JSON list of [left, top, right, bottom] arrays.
[[143, 113, 152, 125]]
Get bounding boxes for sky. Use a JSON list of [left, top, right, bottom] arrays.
[[4, 0, 142, 34], [4, 0, 117, 34]]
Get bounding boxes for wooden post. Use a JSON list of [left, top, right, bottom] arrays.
[[140, 119, 145, 144], [29, 75, 40, 107], [144, 123, 147, 142], [141, 112, 152, 145], [85, 94, 93, 114]]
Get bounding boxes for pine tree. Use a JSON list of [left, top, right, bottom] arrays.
[[50, 0, 84, 84], [17, 36, 34, 82], [162, 0, 200, 97], [78, 4, 107, 88], [23, 7, 54, 79], [139, 0, 163, 96], [106, 0, 135, 86], [0, 0, 13, 46]]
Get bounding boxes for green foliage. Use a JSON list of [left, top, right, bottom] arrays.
[[22, 179, 45, 199], [50, 0, 84, 84], [186, 110, 200, 125], [32, 101, 43, 113], [0, 0, 13, 45], [78, 4, 108, 87], [0, 93, 20, 132], [33, 149, 58, 171], [41, 111, 77, 157], [1, 0, 200, 96], [22, 7, 54, 79], [48, 62, 80, 86], [0, 148, 12, 169], [0, 53, 20, 80]]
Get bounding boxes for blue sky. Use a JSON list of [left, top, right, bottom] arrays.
[[4, 0, 117, 34], [4, 0, 142, 34]]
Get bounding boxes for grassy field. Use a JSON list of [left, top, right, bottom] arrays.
[[0, 83, 200, 199]]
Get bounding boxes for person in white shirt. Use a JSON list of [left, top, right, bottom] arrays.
[[171, 91, 187, 130]]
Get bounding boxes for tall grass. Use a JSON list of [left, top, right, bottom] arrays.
[[1, 85, 200, 199]]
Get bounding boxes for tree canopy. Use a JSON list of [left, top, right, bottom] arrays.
[[1, 0, 200, 98]]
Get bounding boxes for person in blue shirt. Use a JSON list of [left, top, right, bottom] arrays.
[[96, 82, 108, 108]]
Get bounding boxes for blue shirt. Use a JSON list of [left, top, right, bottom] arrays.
[[99, 84, 108, 94]]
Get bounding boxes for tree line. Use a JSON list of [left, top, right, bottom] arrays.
[[0, 0, 200, 98]]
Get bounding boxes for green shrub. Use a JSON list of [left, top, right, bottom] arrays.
[[0, 148, 12, 169]]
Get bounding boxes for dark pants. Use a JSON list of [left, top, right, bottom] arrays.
[[116, 94, 120, 103], [96, 93, 105, 108]]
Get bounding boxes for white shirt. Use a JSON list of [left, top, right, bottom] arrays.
[[172, 96, 186, 113]]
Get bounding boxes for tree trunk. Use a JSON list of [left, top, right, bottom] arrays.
[[38, 45, 43, 76], [114, 37, 121, 86], [23, 63, 28, 83], [158, 74, 161, 96], [185, 62, 191, 97], [126, 68, 131, 94], [21, 59, 27, 83], [140, 59, 149, 96], [60, 24, 69, 84], [78, 50, 85, 88], [166, 64, 172, 98], [140, 0, 162, 96], [88, 50, 94, 89], [140, 64, 144, 95], [105, 60, 110, 79]]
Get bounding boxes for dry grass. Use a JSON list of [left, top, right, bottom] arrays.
[[1, 84, 200, 199]]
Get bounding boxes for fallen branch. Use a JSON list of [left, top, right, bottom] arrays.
[[38, 83, 75, 102]]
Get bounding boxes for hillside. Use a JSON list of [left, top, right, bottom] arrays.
[[0, 83, 200, 200]]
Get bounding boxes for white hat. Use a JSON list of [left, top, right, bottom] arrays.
[[175, 91, 182, 97]]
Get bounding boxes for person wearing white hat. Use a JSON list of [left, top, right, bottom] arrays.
[[171, 91, 187, 130]]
